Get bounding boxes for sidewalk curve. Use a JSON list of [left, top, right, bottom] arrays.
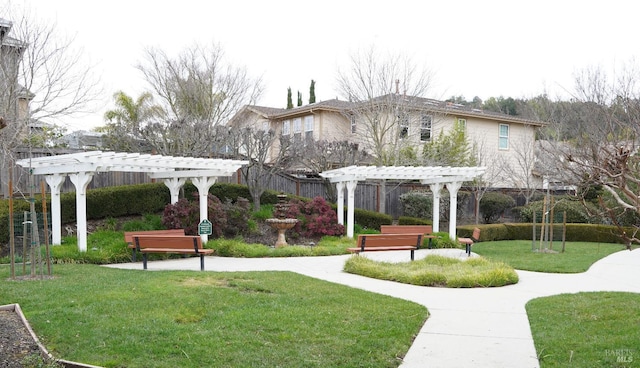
[[106, 247, 640, 368]]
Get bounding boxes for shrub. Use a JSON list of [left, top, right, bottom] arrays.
[[398, 216, 431, 225], [286, 197, 345, 238], [354, 208, 392, 230], [479, 192, 516, 223], [223, 197, 252, 237], [517, 196, 602, 224], [122, 214, 165, 231], [400, 190, 471, 222], [162, 193, 227, 236], [430, 232, 459, 248], [400, 191, 432, 219]]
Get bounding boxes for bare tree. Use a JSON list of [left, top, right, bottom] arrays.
[[468, 138, 506, 224], [135, 44, 263, 156], [297, 139, 369, 201], [213, 123, 294, 211], [336, 46, 434, 165], [0, 8, 99, 195], [502, 134, 539, 204], [545, 63, 640, 247]]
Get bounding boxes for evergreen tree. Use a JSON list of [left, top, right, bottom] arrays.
[[309, 79, 316, 103], [286, 87, 293, 109], [422, 120, 476, 166], [297, 91, 303, 106]]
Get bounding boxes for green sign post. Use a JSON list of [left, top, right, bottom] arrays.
[[198, 219, 213, 235]]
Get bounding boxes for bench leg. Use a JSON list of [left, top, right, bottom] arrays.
[[200, 254, 205, 271], [466, 244, 471, 256], [410, 249, 414, 261], [143, 254, 148, 270], [428, 238, 433, 249], [132, 249, 137, 262]]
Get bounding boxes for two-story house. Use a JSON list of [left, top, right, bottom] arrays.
[[227, 94, 546, 190]]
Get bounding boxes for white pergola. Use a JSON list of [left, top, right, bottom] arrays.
[[16, 151, 247, 251], [320, 165, 486, 240]]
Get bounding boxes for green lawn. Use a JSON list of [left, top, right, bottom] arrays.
[[0, 265, 427, 368], [472, 240, 625, 273], [527, 292, 640, 367]]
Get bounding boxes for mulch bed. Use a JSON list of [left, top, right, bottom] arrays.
[[0, 310, 42, 367]]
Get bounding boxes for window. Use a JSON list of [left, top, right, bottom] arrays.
[[304, 115, 314, 141], [420, 114, 432, 141], [262, 121, 269, 131], [293, 118, 302, 139], [457, 118, 467, 130], [499, 124, 509, 149], [350, 115, 356, 134], [398, 114, 409, 139], [282, 120, 290, 136]]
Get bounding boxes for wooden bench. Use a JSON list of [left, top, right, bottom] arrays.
[[124, 229, 185, 261], [132, 235, 214, 270], [458, 228, 481, 256], [348, 233, 423, 261], [380, 225, 437, 248]]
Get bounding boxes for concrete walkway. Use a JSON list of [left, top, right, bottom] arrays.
[[106, 247, 640, 368]]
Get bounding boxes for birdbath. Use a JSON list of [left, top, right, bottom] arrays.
[[265, 194, 299, 248]]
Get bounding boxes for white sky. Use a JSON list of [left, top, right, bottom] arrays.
[[7, 0, 640, 131]]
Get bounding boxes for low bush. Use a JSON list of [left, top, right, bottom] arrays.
[[51, 231, 131, 264], [122, 214, 165, 231], [479, 192, 516, 223], [398, 216, 431, 225], [429, 232, 460, 248], [209, 237, 351, 258], [344, 254, 519, 287], [354, 208, 392, 230]]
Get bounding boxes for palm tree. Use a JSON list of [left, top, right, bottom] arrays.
[[101, 91, 164, 152]]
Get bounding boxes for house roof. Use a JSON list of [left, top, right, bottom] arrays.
[[241, 95, 547, 126]]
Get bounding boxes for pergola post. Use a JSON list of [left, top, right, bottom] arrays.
[[335, 182, 345, 225], [429, 183, 443, 233], [447, 181, 463, 240], [163, 177, 185, 204], [346, 180, 358, 238], [191, 176, 217, 243], [44, 174, 65, 245], [69, 172, 94, 252]]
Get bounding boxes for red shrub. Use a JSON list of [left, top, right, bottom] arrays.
[[162, 193, 227, 237]]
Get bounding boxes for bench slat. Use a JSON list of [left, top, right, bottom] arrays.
[[380, 225, 436, 249], [352, 233, 422, 261], [124, 229, 186, 262], [132, 235, 212, 271]]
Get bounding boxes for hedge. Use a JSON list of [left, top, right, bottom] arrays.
[[457, 223, 631, 244]]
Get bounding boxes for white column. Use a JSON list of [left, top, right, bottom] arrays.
[[191, 176, 217, 243], [163, 177, 185, 204], [69, 172, 94, 252], [45, 174, 65, 245], [429, 183, 443, 233], [335, 181, 345, 225], [346, 180, 358, 238], [447, 181, 463, 241]]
